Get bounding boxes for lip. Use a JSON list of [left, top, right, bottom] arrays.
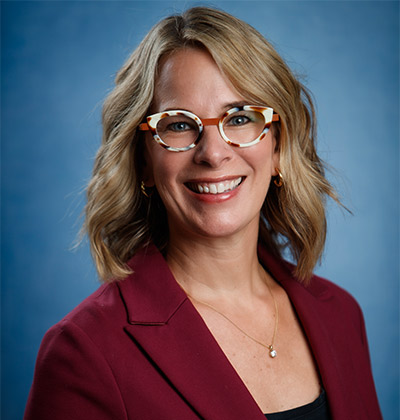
[[184, 176, 245, 202], [185, 175, 244, 184]]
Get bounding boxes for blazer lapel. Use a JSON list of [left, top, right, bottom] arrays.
[[258, 246, 356, 418], [119, 245, 265, 420]]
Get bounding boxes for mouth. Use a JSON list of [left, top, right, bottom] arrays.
[[185, 177, 244, 195]]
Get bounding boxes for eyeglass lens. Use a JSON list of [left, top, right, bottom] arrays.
[[156, 110, 266, 149]]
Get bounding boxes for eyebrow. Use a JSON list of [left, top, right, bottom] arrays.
[[222, 100, 248, 110], [160, 101, 249, 115]]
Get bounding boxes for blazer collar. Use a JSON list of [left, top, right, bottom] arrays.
[[118, 244, 265, 419], [118, 244, 350, 419], [118, 244, 187, 325]]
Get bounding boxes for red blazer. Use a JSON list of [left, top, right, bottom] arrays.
[[25, 244, 382, 419]]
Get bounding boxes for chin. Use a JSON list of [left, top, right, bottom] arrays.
[[188, 215, 258, 241]]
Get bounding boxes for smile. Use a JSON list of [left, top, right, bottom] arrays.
[[186, 177, 243, 194]]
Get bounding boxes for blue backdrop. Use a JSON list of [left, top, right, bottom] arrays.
[[2, 1, 398, 419]]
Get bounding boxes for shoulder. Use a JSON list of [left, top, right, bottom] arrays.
[[62, 281, 123, 329], [259, 245, 365, 331], [25, 282, 129, 420], [309, 272, 362, 311], [309, 272, 365, 326], [284, 257, 363, 316], [261, 244, 361, 309], [40, 280, 128, 358], [27, 282, 131, 403], [280, 259, 368, 342]]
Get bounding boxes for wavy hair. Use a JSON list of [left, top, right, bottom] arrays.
[[84, 6, 339, 282]]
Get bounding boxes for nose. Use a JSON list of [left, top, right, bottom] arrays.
[[193, 125, 233, 167]]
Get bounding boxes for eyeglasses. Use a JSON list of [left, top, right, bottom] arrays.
[[138, 105, 279, 152]]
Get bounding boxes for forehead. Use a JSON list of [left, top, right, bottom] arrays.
[[153, 48, 243, 114]]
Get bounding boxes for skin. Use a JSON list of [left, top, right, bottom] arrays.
[[143, 48, 320, 414]]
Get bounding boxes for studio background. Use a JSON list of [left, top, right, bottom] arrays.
[[1, 1, 398, 419]]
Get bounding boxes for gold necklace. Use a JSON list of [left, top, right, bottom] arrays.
[[185, 275, 279, 359]]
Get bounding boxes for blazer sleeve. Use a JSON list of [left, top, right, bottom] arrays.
[[354, 299, 383, 416], [334, 285, 383, 418], [24, 319, 128, 420]]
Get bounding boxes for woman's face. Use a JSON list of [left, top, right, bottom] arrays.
[[143, 48, 280, 242]]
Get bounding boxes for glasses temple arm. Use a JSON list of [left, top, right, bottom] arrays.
[[138, 123, 150, 131]]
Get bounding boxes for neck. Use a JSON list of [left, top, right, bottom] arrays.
[[166, 222, 267, 302]]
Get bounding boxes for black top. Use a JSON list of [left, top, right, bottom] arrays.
[[264, 389, 330, 420]]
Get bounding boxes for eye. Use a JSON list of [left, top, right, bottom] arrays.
[[226, 114, 251, 126], [167, 121, 193, 132]]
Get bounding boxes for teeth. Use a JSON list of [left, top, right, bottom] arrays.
[[189, 177, 243, 194]]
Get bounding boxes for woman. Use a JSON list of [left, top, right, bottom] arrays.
[[24, 7, 382, 419]]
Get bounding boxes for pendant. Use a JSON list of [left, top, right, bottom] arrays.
[[269, 346, 277, 358]]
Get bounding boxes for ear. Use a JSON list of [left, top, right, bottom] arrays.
[[271, 134, 281, 177], [141, 135, 155, 187]]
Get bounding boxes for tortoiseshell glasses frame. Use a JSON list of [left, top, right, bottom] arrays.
[[138, 105, 280, 152]]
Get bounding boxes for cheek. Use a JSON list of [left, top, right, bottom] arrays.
[[245, 139, 276, 176], [142, 136, 155, 184], [143, 135, 173, 185], [154, 164, 175, 187], [146, 144, 185, 189], [264, 137, 280, 174]]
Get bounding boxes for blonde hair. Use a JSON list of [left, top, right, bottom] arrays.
[[85, 6, 339, 282]]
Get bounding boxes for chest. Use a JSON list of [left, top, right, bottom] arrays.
[[195, 296, 321, 414]]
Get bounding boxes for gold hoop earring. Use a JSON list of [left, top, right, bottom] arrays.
[[141, 181, 152, 198], [273, 168, 283, 187]]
